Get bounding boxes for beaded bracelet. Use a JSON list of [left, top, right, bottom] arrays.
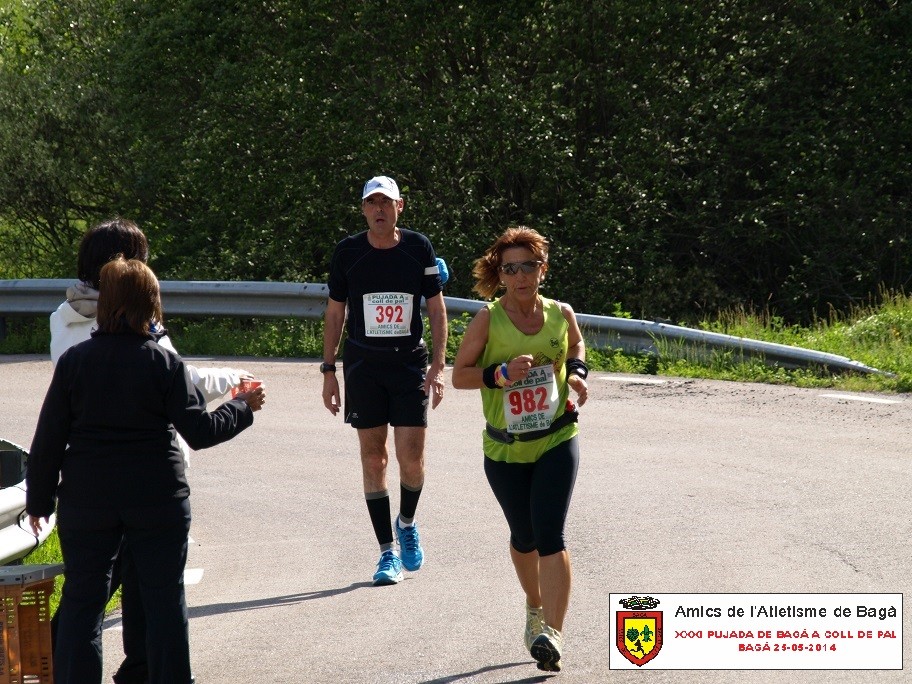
[[494, 363, 509, 388], [484, 361, 513, 389]]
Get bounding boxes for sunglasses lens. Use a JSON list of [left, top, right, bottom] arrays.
[[501, 261, 541, 275]]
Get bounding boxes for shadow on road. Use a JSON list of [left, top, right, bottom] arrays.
[[185, 581, 376, 618], [417, 661, 555, 684]]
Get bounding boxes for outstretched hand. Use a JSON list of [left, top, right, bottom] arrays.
[[237, 386, 266, 411]]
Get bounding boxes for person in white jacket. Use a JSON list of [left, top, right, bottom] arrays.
[[51, 281, 249, 403], [49, 217, 249, 684]]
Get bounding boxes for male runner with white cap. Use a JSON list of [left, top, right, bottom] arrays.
[[321, 175, 447, 585]]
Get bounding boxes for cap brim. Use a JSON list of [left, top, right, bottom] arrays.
[[362, 189, 400, 200]]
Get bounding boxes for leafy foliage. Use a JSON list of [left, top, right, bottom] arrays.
[[0, 0, 128, 277], [0, 1, 909, 323]]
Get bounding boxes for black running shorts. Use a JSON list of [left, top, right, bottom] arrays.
[[342, 341, 429, 429]]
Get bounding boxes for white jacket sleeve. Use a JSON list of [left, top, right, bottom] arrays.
[[157, 334, 248, 403], [186, 365, 248, 403]]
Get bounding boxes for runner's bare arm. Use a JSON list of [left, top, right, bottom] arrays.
[[322, 298, 346, 415], [425, 292, 448, 408]]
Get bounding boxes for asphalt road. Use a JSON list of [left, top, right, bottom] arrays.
[[1, 354, 909, 683]]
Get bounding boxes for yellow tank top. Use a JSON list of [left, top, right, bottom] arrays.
[[479, 296, 578, 463]]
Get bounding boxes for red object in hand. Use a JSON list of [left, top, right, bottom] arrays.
[[231, 379, 262, 398]]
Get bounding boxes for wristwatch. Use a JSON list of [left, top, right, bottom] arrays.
[[319, 362, 337, 374]]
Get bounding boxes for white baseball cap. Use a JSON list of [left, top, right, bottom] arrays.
[[362, 176, 401, 200]]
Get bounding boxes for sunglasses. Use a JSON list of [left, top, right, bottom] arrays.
[[500, 260, 542, 275]]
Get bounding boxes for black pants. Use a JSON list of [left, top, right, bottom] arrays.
[[483, 437, 579, 556], [54, 498, 192, 684], [51, 541, 148, 683], [115, 541, 150, 683]]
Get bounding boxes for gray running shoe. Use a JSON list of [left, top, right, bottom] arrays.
[[530, 625, 563, 672]]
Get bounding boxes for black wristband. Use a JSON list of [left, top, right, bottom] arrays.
[[482, 363, 500, 389], [566, 357, 589, 379]]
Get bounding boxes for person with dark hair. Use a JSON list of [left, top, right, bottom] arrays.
[[76, 219, 150, 287], [48, 217, 252, 683], [52, 219, 251, 401], [27, 257, 265, 684], [321, 175, 447, 585], [51, 218, 147, 363], [451, 226, 589, 673]]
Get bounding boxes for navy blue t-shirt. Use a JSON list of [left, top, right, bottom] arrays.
[[327, 228, 441, 350]]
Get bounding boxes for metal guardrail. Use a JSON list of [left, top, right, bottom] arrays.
[[0, 278, 888, 375], [0, 279, 331, 319], [0, 439, 56, 566]]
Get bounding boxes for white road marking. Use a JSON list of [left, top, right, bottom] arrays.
[[819, 393, 902, 405], [184, 567, 204, 585], [600, 375, 667, 385]]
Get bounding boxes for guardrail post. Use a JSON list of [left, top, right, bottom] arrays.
[[0, 316, 6, 341]]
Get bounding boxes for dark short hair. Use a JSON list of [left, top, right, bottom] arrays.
[[77, 218, 149, 290], [96, 257, 163, 336]]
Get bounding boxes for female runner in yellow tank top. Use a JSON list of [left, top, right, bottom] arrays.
[[452, 226, 589, 673]]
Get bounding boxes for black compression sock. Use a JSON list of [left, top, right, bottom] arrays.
[[365, 491, 393, 546]]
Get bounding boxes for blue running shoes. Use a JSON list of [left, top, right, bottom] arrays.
[[395, 516, 425, 571], [372, 549, 403, 586]]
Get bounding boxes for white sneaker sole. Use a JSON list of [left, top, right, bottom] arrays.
[[372, 571, 403, 586], [531, 635, 562, 671]]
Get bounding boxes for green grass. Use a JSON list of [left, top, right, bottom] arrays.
[[20, 528, 65, 615], [163, 317, 324, 358], [3, 292, 912, 392], [677, 292, 912, 392], [20, 528, 121, 616]]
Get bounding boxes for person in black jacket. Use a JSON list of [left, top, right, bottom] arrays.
[[26, 257, 265, 684], [50, 217, 254, 684]]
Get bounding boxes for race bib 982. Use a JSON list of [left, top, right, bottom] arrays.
[[502, 364, 559, 433]]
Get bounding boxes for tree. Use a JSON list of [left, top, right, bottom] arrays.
[[1, 0, 908, 324], [0, 0, 128, 277]]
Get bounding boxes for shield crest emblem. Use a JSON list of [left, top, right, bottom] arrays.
[[617, 610, 663, 666]]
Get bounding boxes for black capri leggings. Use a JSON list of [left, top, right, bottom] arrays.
[[483, 436, 579, 557]]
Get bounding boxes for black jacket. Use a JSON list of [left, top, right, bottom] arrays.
[[26, 331, 254, 518]]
